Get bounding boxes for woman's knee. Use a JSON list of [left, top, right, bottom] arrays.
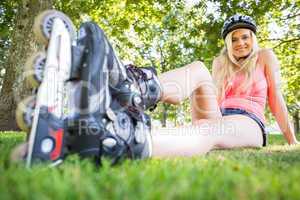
[[188, 60, 205, 69], [186, 61, 212, 80]]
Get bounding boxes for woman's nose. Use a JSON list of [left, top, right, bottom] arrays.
[[236, 38, 245, 46]]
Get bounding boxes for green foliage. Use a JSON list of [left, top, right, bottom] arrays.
[[56, 0, 298, 124], [0, 0, 299, 125], [0, 1, 20, 84], [55, 0, 210, 124], [1, 132, 300, 199], [275, 41, 300, 114]]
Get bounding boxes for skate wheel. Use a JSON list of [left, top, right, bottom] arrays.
[[10, 142, 28, 163], [33, 9, 76, 45], [25, 52, 46, 88], [16, 96, 36, 132], [113, 112, 133, 141]]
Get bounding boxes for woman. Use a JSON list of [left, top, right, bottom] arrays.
[[150, 14, 298, 157]]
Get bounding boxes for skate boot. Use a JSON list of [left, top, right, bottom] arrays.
[[123, 64, 162, 111], [108, 62, 162, 112], [65, 21, 153, 165], [15, 10, 76, 167], [91, 31, 162, 111], [15, 10, 154, 167]]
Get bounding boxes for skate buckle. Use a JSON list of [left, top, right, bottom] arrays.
[[106, 108, 117, 121]]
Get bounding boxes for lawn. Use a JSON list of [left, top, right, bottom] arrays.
[[1, 131, 300, 200]]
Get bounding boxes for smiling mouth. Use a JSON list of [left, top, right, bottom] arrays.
[[235, 47, 247, 51]]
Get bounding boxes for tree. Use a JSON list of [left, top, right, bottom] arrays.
[[0, 0, 298, 130], [0, 0, 53, 130]]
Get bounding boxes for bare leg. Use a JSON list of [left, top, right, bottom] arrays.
[[158, 61, 221, 121], [154, 60, 262, 157], [190, 84, 221, 122], [151, 115, 263, 157]]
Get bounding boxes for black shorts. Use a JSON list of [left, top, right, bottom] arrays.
[[221, 108, 267, 146]]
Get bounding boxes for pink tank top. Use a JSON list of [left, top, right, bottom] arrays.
[[219, 60, 268, 123]]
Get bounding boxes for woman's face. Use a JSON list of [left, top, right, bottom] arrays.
[[231, 28, 253, 59]]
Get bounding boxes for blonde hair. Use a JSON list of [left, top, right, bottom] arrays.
[[214, 30, 260, 101]]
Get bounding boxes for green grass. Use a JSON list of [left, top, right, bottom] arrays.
[[1, 132, 300, 200]]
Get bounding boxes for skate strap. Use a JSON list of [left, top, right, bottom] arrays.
[[98, 134, 135, 166], [125, 64, 157, 110]]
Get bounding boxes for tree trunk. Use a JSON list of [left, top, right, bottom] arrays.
[[0, 0, 53, 131], [161, 103, 168, 127], [293, 111, 299, 134]]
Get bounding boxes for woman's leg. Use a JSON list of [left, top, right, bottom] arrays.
[[151, 115, 263, 157], [158, 61, 221, 121]]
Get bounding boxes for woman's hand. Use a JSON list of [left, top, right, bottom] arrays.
[[288, 139, 300, 145]]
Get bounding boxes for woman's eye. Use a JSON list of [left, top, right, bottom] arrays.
[[232, 39, 237, 42], [242, 35, 249, 40]]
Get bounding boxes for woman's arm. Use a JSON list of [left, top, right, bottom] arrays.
[[263, 49, 298, 144]]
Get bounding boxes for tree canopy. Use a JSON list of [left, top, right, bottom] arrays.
[[0, 0, 299, 129]]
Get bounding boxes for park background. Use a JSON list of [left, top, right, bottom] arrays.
[[0, 1, 299, 199], [0, 0, 299, 132]]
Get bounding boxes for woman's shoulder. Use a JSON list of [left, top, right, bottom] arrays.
[[257, 48, 279, 69], [257, 48, 281, 80], [257, 48, 277, 61]]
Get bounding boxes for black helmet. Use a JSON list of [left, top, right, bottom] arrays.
[[221, 14, 257, 39]]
